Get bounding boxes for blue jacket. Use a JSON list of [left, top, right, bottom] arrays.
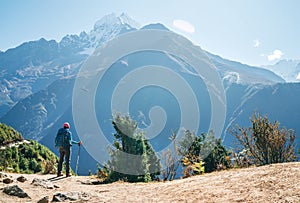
[[55, 128, 79, 148]]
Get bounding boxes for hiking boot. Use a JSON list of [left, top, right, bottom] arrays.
[[57, 173, 63, 177], [66, 174, 72, 177]]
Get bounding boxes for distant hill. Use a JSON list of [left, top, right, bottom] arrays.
[[262, 59, 300, 82], [0, 123, 57, 174]]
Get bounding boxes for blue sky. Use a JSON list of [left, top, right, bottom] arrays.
[[1, 0, 299, 66]]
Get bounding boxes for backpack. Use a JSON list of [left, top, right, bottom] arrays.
[[55, 128, 70, 147]]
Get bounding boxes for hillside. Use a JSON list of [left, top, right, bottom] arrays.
[[0, 162, 299, 202], [0, 123, 57, 174], [0, 123, 23, 145]]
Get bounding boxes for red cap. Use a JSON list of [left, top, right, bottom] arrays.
[[63, 122, 70, 129]]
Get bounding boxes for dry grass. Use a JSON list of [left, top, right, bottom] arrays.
[[1, 162, 300, 202]]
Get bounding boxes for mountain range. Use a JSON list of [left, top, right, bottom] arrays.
[[262, 59, 300, 83], [0, 13, 299, 174]]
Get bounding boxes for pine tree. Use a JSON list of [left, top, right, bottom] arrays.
[[107, 113, 161, 182]]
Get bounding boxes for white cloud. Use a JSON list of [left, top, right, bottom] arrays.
[[267, 49, 283, 61], [253, 39, 260, 48], [172, 19, 195, 34]]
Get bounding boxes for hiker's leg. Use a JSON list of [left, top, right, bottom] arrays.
[[65, 147, 71, 175], [57, 147, 65, 175]]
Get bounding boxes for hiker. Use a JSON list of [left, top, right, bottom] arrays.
[[55, 122, 82, 177]]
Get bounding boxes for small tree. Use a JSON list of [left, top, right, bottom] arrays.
[[107, 113, 161, 182], [161, 133, 181, 181], [201, 130, 230, 172], [19, 157, 29, 171], [230, 112, 296, 166], [178, 130, 229, 175]]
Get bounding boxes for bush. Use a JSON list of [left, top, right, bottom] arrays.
[[96, 163, 108, 179], [19, 158, 29, 171], [182, 157, 205, 178], [230, 112, 296, 166], [178, 130, 230, 175]]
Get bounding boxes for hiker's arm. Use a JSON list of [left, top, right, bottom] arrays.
[[69, 132, 81, 145]]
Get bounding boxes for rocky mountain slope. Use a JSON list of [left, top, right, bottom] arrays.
[[0, 13, 138, 117]]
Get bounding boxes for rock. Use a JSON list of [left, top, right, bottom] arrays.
[[80, 179, 93, 185], [52, 192, 80, 202], [17, 175, 27, 183], [3, 177, 13, 184], [3, 185, 29, 198], [51, 192, 90, 202], [80, 192, 91, 201], [54, 184, 60, 188], [38, 196, 49, 203], [80, 179, 102, 185], [0, 172, 8, 178], [31, 178, 54, 189]]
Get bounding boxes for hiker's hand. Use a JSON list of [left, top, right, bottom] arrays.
[[78, 141, 82, 146]]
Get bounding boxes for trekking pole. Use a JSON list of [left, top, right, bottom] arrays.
[[75, 145, 81, 175]]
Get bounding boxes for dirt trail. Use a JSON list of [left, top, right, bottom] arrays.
[[0, 162, 300, 202]]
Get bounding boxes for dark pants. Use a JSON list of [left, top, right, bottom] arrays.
[[57, 146, 71, 175]]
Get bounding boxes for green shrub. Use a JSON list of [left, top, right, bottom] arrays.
[[19, 158, 29, 171], [230, 112, 296, 166], [178, 130, 230, 175]]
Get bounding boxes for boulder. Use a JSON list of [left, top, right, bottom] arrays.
[[17, 175, 27, 183], [51, 192, 90, 202], [38, 196, 49, 203], [31, 178, 54, 189], [52, 192, 80, 202], [3, 185, 29, 198], [3, 177, 13, 184]]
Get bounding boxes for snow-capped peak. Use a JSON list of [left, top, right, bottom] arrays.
[[93, 13, 139, 30], [93, 13, 120, 30], [87, 13, 138, 49], [119, 12, 140, 28], [262, 59, 300, 82]]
